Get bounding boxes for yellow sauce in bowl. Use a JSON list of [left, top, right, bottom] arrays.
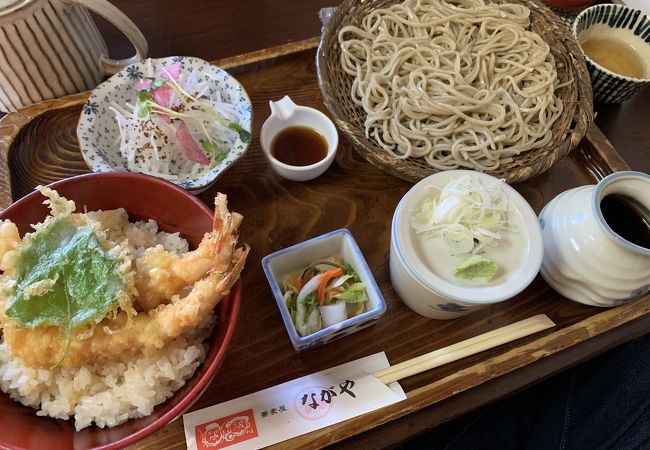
[[580, 37, 646, 79]]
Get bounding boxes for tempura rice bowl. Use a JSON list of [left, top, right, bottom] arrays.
[[0, 173, 241, 450]]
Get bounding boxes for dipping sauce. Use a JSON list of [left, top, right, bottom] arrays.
[[271, 126, 328, 166], [579, 37, 646, 79], [601, 193, 650, 249]]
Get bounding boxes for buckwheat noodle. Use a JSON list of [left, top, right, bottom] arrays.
[[338, 0, 564, 170]]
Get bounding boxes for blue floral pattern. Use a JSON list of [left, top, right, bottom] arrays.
[[125, 65, 143, 80], [435, 303, 469, 313], [82, 101, 98, 115]]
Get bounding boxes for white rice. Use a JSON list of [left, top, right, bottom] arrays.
[[85, 209, 190, 256], [0, 332, 208, 430], [0, 214, 209, 431]]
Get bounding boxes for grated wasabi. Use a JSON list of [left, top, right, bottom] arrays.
[[453, 255, 497, 281]]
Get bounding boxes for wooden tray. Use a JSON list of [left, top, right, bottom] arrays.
[[1, 39, 648, 450]]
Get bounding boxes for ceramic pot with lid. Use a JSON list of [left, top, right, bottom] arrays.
[[539, 171, 650, 307], [0, 0, 147, 111]]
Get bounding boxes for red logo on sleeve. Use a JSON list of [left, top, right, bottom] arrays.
[[195, 409, 259, 449]]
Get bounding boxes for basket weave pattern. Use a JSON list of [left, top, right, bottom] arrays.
[[317, 0, 594, 184]]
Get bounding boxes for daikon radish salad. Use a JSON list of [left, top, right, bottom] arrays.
[[282, 257, 367, 337], [110, 61, 250, 182], [76, 56, 253, 195], [409, 173, 524, 286]]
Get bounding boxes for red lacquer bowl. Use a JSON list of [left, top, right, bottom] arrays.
[[0, 172, 241, 450]]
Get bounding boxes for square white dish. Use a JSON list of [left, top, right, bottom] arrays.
[[261, 229, 386, 352]]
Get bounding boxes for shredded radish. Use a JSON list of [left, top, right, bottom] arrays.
[[411, 174, 512, 255]]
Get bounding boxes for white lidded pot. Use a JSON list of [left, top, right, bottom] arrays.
[[539, 171, 650, 307]]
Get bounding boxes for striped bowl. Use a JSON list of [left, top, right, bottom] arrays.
[[573, 4, 650, 103]]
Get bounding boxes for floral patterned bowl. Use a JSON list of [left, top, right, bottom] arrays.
[[76, 56, 252, 194]]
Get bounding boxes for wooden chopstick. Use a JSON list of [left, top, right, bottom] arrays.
[[374, 314, 555, 385]]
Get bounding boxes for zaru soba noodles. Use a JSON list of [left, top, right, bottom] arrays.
[[338, 0, 565, 170]]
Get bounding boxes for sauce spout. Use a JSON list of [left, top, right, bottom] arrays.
[[269, 96, 297, 121]]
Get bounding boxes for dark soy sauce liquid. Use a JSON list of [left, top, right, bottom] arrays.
[[271, 126, 328, 166], [600, 194, 650, 249]]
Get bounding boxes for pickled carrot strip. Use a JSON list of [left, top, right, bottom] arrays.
[[317, 268, 343, 306]]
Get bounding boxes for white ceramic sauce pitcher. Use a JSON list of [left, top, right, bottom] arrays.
[[0, 0, 147, 111], [539, 171, 650, 307], [260, 95, 338, 181]]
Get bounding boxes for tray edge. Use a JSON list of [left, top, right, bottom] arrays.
[[0, 36, 642, 450]]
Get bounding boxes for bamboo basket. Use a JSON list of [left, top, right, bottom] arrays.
[[316, 0, 594, 183]]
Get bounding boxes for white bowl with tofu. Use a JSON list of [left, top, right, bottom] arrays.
[[390, 170, 543, 319]]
